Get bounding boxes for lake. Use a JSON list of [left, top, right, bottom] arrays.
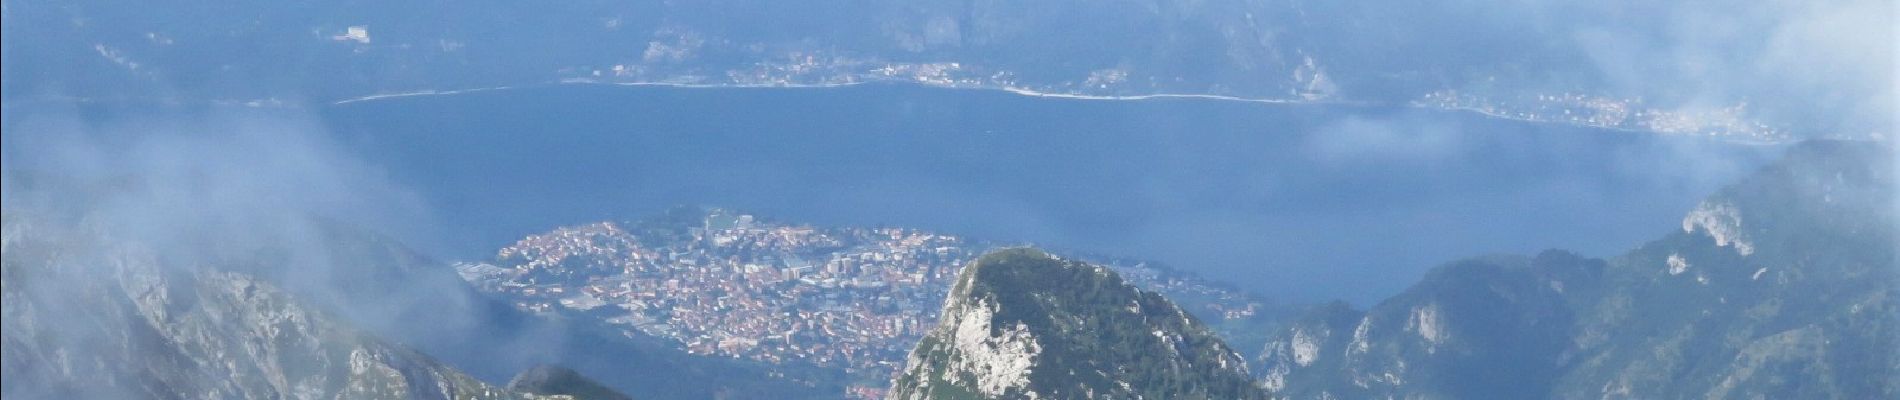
[[0, 82, 1777, 303], [313, 82, 1784, 302]]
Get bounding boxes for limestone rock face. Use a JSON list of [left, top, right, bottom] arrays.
[[889, 248, 1264, 400]]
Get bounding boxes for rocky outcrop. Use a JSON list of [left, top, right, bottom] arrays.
[[889, 248, 1263, 400]]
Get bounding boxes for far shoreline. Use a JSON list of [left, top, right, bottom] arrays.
[[322, 79, 1794, 146]]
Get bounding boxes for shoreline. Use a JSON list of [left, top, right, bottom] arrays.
[[329, 85, 523, 105], [321, 80, 1795, 144], [326, 79, 1369, 108], [17, 79, 1797, 145]]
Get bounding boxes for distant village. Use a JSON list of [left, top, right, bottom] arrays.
[[1415, 90, 1792, 143]]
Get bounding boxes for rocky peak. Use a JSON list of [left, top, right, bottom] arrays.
[[889, 248, 1263, 400]]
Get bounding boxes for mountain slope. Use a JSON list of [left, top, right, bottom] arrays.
[[1257, 140, 1899, 399], [889, 248, 1263, 400], [0, 215, 542, 399]]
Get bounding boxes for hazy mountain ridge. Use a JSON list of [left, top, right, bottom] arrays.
[[0, 214, 549, 399], [6, 0, 1883, 140], [1256, 140, 1899, 399], [889, 248, 1264, 400]]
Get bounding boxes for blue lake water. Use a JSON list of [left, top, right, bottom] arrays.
[[0, 82, 1782, 303], [316, 83, 1782, 302]]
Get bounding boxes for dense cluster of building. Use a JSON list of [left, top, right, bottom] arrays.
[[456, 208, 1268, 397]]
